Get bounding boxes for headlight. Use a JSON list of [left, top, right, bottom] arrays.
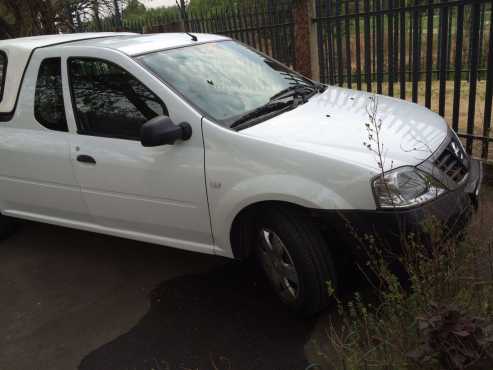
[[372, 166, 447, 209]]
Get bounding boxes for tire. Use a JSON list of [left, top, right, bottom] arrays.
[[0, 213, 15, 240], [255, 206, 338, 316]]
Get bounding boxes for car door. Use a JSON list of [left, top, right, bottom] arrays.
[[63, 49, 213, 254], [0, 49, 90, 223]]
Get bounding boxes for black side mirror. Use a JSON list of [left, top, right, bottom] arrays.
[[140, 116, 192, 147]]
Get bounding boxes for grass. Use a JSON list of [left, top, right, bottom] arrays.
[[308, 105, 493, 370], [321, 213, 493, 369]]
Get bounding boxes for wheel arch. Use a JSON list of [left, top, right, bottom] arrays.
[[229, 200, 312, 260], [209, 174, 359, 258]]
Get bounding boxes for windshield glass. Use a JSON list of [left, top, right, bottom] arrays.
[[137, 41, 314, 126]]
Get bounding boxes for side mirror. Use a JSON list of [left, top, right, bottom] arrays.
[[140, 116, 192, 147]]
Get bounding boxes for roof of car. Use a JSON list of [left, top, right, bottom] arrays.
[[63, 33, 230, 56], [0, 32, 229, 114], [0, 32, 135, 51], [0, 33, 136, 114]]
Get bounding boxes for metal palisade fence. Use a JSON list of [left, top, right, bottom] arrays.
[[81, 11, 180, 34], [81, 3, 295, 68], [80, 0, 493, 160], [186, 4, 295, 67], [313, 0, 493, 160]]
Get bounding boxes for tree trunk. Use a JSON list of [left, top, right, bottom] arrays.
[[0, 17, 14, 39], [179, 0, 188, 31], [62, 0, 75, 32], [113, 0, 122, 30], [92, 0, 102, 31]]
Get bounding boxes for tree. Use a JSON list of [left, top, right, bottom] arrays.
[[0, 0, 68, 37], [0, 0, 132, 37], [123, 0, 146, 20]]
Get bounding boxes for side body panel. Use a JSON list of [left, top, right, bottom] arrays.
[[60, 47, 214, 254], [0, 48, 89, 222]]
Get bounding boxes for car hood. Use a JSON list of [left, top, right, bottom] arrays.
[[242, 86, 448, 172]]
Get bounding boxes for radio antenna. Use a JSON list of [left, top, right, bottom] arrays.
[[186, 32, 198, 42]]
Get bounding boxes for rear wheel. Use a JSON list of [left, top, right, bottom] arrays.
[[255, 206, 337, 316]]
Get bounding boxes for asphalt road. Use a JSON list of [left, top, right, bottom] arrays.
[[0, 220, 327, 370], [2, 185, 491, 370]]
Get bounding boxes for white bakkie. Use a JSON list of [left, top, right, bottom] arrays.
[[0, 33, 482, 314]]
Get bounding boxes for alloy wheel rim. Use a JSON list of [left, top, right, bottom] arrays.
[[258, 228, 300, 303]]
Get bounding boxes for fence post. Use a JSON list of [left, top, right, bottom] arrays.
[[293, 0, 320, 80]]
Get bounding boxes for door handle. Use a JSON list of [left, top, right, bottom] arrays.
[[77, 154, 96, 165]]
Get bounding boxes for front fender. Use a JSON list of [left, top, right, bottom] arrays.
[[210, 174, 353, 256], [202, 118, 376, 258]]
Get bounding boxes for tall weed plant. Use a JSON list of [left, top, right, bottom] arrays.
[[326, 96, 493, 370]]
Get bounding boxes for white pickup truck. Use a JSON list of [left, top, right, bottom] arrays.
[[0, 32, 482, 315]]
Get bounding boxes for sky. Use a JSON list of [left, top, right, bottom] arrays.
[[140, 0, 177, 8]]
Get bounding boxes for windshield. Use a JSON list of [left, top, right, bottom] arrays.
[[137, 41, 315, 126]]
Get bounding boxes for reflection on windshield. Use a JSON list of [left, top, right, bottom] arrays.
[[138, 41, 311, 125]]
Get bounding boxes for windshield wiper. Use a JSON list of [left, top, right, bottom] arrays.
[[230, 82, 324, 129], [269, 84, 316, 102], [230, 100, 292, 129]]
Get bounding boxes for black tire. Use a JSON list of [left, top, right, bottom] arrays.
[[255, 206, 338, 316], [0, 213, 15, 240]]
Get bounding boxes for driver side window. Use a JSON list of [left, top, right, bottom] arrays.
[[68, 58, 168, 140]]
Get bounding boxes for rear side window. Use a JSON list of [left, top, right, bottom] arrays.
[[0, 51, 7, 102], [68, 58, 167, 140], [34, 58, 68, 132]]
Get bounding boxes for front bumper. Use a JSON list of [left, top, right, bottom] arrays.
[[314, 159, 483, 250]]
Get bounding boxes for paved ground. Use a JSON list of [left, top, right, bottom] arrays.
[[1, 184, 492, 370], [0, 221, 325, 370]]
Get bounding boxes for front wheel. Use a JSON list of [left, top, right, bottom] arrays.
[[255, 206, 337, 316]]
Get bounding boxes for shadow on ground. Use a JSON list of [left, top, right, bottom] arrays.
[[78, 261, 318, 370]]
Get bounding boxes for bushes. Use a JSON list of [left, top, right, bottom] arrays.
[[325, 216, 493, 370]]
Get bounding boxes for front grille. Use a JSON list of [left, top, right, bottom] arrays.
[[434, 136, 469, 183]]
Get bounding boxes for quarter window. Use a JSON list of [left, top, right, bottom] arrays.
[[69, 58, 167, 140], [34, 58, 68, 132]]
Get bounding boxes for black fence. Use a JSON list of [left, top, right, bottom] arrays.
[[81, 4, 295, 68], [80, 0, 493, 160], [314, 0, 493, 159], [81, 12, 179, 34], [186, 6, 295, 67]]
